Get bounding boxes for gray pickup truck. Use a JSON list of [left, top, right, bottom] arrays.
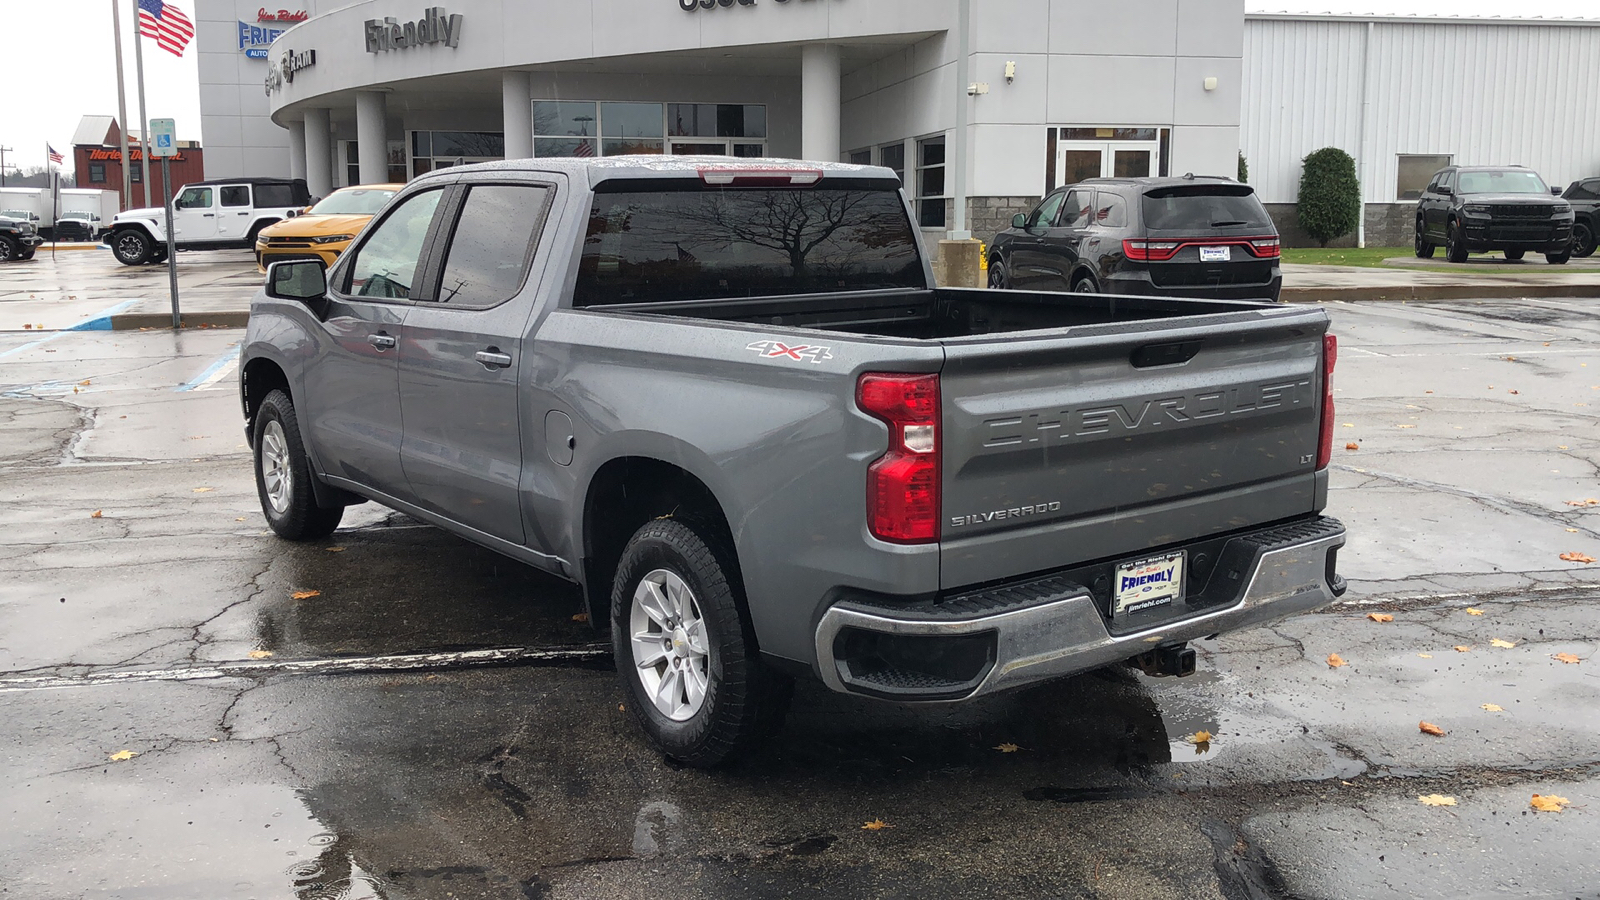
[[242, 157, 1346, 767]]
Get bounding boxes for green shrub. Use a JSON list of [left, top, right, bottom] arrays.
[[1297, 147, 1361, 247], [1237, 151, 1249, 184]]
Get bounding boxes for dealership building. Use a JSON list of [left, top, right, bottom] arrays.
[[195, 0, 1600, 246]]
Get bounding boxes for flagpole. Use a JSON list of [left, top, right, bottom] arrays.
[[112, 0, 132, 210], [132, 0, 152, 208]]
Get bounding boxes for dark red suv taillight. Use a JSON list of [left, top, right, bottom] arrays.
[[857, 373, 940, 543], [1123, 239, 1181, 261], [1316, 334, 1338, 470], [1249, 236, 1281, 258]]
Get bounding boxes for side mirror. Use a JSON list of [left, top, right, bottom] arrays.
[[1552, 186, 1564, 195], [1012, 212, 1028, 229], [266, 259, 327, 302]]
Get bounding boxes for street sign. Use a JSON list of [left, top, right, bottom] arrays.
[[149, 118, 177, 158]]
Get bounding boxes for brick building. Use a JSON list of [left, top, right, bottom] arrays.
[[72, 116, 205, 211]]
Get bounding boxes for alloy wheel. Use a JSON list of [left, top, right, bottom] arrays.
[[260, 420, 292, 515], [629, 568, 710, 722]]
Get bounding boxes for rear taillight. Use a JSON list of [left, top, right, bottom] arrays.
[[857, 373, 940, 544], [1123, 239, 1181, 261], [1249, 236, 1281, 258], [1316, 334, 1338, 470]]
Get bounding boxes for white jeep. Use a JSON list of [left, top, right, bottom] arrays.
[[106, 177, 311, 266]]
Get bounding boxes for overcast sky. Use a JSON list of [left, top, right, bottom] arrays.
[[0, 0, 1594, 177]]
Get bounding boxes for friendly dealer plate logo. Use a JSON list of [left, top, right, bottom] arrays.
[[1114, 552, 1185, 616]]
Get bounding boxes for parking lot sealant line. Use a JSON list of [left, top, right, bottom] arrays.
[[174, 345, 242, 392], [0, 644, 613, 694]]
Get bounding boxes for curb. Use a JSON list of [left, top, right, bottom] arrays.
[[1283, 282, 1600, 303], [110, 312, 251, 331]]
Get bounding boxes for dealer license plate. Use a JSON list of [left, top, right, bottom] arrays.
[[1199, 245, 1231, 262], [1113, 552, 1185, 617]]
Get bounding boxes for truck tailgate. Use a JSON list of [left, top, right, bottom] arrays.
[[938, 307, 1327, 589]]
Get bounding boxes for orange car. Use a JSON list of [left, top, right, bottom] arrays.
[[255, 184, 403, 273]]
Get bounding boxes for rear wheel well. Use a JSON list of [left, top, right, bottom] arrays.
[[581, 457, 740, 633], [247, 219, 279, 241]]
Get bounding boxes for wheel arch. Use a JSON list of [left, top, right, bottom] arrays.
[[241, 355, 291, 433], [247, 217, 281, 238], [579, 456, 741, 634]]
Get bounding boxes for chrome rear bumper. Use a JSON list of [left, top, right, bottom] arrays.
[[815, 516, 1345, 701]]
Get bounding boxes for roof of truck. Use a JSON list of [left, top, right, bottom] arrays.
[[408, 156, 895, 189]]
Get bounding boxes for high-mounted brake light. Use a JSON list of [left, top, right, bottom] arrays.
[[857, 373, 940, 544], [1316, 334, 1338, 470], [698, 167, 823, 187]]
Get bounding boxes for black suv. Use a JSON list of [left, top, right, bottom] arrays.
[[0, 214, 44, 262], [1561, 177, 1598, 259], [988, 176, 1281, 302], [1414, 166, 1574, 264]]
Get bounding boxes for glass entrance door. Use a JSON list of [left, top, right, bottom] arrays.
[[669, 140, 766, 157], [1055, 139, 1161, 188]]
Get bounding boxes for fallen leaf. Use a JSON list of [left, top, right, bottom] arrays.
[[21, 323, 31, 330], [90, 510, 103, 519], [1465, 607, 1484, 616], [108, 750, 137, 761], [325, 547, 346, 552], [1425, 390, 1434, 394], [861, 819, 893, 831], [1490, 638, 1517, 649], [1344, 443, 1360, 451], [1530, 794, 1571, 813], [1396, 424, 1416, 428], [248, 650, 273, 659], [192, 487, 214, 493], [78, 379, 91, 386], [1418, 794, 1457, 807], [235, 517, 245, 522], [1326, 653, 1347, 668], [1565, 499, 1600, 508], [1342, 423, 1355, 428], [1559, 552, 1596, 563], [1568, 528, 1580, 533], [1504, 356, 1517, 362], [1366, 613, 1394, 623], [1418, 653, 1433, 659], [1508, 390, 1520, 395], [290, 590, 321, 600], [1481, 703, 1504, 712], [1454, 645, 1473, 653], [1419, 721, 1446, 736], [1186, 731, 1213, 745], [571, 612, 589, 623], [995, 742, 1022, 753], [1554, 653, 1582, 664]]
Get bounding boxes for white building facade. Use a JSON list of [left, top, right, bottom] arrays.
[[197, 0, 1246, 243]]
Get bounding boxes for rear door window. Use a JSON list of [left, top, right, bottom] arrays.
[[434, 185, 552, 309], [1093, 192, 1127, 228], [220, 185, 250, 208], [575, 182, 924, 307], [1140, 186, 1271, 231]]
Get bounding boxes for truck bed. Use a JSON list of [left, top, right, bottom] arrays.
[[596, 287, 1278, 340]]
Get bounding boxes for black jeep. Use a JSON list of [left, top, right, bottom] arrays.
[[1414, 166, 1574, 264], [0, 215, 44, 262]]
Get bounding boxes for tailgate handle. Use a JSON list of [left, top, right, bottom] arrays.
[[1130, 340, 1202, 368]]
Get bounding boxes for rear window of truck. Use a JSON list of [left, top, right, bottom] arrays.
[[1141, 185, 1272, 231], [574, 181, 924, 307]]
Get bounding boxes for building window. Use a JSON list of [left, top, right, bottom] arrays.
[[130, 165, 142, 183], [533, 101, 600, 158], [848, 149, 871, 166], [534, 101, 767, 158], [916, 136, 946, 229], [88, 163, 106, 183], [408, 131, 507, 176], [345, 141, 360, 187], [880, 142, 905, 185], [1397, 154, 1452, 200]]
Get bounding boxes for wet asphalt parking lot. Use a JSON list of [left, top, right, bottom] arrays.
[[2, 252, 1599, 899]]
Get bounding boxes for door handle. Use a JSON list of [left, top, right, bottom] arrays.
[[475, 349, 513, 369], [202, 213, 214, 217], [368, 332, 396, 351]]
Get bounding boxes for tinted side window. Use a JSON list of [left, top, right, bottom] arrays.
[[575, 184, 923, 307], [435, 185, 552, 309], [344, 189, 445, 300], [1031, 192, 1066, 227], [1060, 190, 1092, 228], [176, 187, 212, 210], [220, 186, 250, 208], [1439, 170, 1455, 192], [1568, 180, 1600, 201], [1093, 193, 1127, 228]]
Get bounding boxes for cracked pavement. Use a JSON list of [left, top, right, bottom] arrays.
[[2, 254, 1599, 899]]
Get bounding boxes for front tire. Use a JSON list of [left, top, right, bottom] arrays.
[[253, 389, 343, 540], [1573, 222, 1597, 259], [1545, 250, 1571, 265], [0, 236, 16, 262], [111, 229, 153, 266], [1446, 219, 1469, 263], [987, 258, 1010, 289], [611, 518, 791, 768], [1414, 219, 1435, 258]]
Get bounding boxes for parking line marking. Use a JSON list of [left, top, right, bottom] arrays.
[[0, 644, 612, 694], [174, 345, 242, 392], [0, 300, 140, 360]]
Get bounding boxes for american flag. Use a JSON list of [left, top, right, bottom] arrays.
[[572, 139, 595, 158], [47, 145, 63, 165], [138, 0, 195, 57]]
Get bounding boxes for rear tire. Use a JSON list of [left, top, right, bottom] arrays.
[[1413, 219, 1435, 258], [1503, 249, 1525, 261], [611, 518, 791, 768], [253, 389, 343, 541], [1571, 222, 1596, 259], [1072, 273, 1099, 293], [111, 229, 153, 266], [1446, 220, 1469, 263]]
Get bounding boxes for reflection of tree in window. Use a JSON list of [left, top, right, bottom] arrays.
[[347, 190, 443, 299]]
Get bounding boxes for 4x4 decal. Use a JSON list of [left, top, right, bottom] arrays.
[[746, 340, 833, 364]]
